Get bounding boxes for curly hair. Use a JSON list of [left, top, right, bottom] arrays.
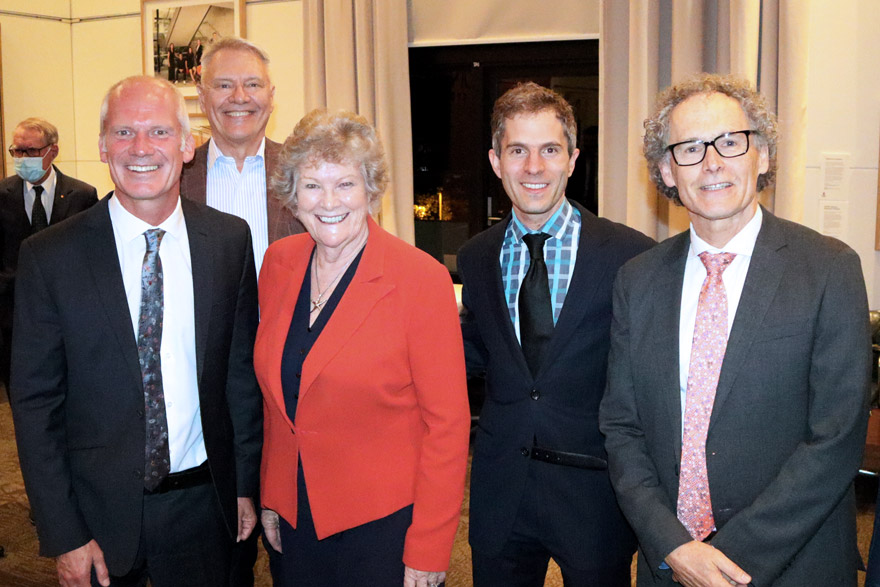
[[643, 73, 778, 204], [491, 82, 577, 156], [273, 109, 389, 214]]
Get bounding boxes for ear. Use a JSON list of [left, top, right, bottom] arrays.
[[196, 84, 207, 113], [757, 142, 770, 175], [182, 132, 196, 164], [659, 154, 677, 188], [44, 144, 60, 168], [269, 84, 276, 114], [488, 149, 502, 179], [567, 148, 580, 177], [99, 136, 108, 163]]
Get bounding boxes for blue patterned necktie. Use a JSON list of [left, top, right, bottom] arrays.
[[139, 228, 170, 490]]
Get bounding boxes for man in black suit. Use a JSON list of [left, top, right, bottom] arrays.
[[600, 74, 870, 587], [458, 82, 654, 586], [10, 75, 262, 587], [0, 117, 97, 388]]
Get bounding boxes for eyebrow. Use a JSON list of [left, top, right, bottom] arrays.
[[505, 141, 563, 150]]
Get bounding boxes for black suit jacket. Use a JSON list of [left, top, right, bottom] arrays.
[[458, 200, 654, 566], [9, 196, 262, 576], [600, 209, 871, 586], [179, 139, 304, 246], [0, 167, 97, 316]]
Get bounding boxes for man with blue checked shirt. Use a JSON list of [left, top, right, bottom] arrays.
[[458, 82, 654, 587]]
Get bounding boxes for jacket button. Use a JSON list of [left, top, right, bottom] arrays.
[[133, 469, 142, 478], [520, 447, 529, 457], [136, 409, 144, 419], [530, 389, 540, 400]]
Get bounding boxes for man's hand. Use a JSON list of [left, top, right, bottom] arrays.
[[403, 565, 446, 587], [56, 539, 109, 587], [261, 508, 282, 553], [666, 541, 751, 587], [237, 497, 257, 542]]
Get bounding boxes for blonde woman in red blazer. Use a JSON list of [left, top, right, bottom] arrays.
[[254, 109, 470, 587]]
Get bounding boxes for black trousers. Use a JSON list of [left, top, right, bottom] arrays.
[[91, 482, 233, 587], [471, 462, 631, 587], [272, 464, 413, 587]]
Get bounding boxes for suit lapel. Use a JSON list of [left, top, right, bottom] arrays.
[[85, 197, 143, 389], [544, 204, 613, 364], [262, 238, 311, 425], [479, 216, 532, 379], [655, 233, 689, 461], [50, 167, 71, 224], [7, 176, 30, 231], [182, 198, 212, 384], [180, 143, 209, 205], [709, 210, 787, 430], [298, 218, 395, 402]]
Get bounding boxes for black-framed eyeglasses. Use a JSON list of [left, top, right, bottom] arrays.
[[667, 130, 755, 166], [8, 144, 51, 158]]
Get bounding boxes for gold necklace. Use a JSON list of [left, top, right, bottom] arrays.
[[310, 256, 352, 314]]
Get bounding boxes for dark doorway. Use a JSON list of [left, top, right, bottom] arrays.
[[409, 40, 600, 275]]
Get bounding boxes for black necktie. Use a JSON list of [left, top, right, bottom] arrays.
[[31, 185, 48, 234], [519, 233, 554, 377], [139, 229, 170, 490]]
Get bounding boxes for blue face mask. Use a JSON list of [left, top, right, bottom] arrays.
[[14, 154, 49, 183]]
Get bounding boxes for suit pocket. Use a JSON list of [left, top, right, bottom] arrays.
[[751, 319, 811, 343]]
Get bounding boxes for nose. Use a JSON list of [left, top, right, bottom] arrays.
[[131, 131, 154, 156], [524, 151, 544, 174], [230, 82, 250, 104], [702, 143, 724, 171]]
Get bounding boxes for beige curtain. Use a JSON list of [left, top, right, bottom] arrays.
[[599, 0, 810, 240], [303, 0, 415, 243]]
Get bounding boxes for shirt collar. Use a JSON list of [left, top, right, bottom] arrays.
[[510, 198, 573, 241], [207, 136, 266, 169], [689, 205, 763, 258], [108, 193, 186, 244], [26, 166, 56, 195]]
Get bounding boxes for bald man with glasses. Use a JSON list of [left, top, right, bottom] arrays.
[[0, 117, 97, 390]]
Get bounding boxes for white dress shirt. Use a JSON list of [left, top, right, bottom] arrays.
[[24, 166, 56, 222], [678, 206, 763, 426], [206, 137, 269, 276], [108, 195, 206, 472]]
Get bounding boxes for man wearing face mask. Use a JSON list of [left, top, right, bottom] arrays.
[[0, 117, 97, 391]]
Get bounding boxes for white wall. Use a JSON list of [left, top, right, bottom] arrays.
[[801, 0, 880, 307], [2, 0, 304, 197]]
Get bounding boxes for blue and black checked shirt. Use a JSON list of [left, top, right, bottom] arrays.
[[500, 199, 581, 343]]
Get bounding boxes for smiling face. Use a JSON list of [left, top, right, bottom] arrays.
[[99, 79, 194, 220], [489, 110, 579, 231], [198, 48, 275, 157], [659, 92, 769, 246], [296, 160, 371, 258]]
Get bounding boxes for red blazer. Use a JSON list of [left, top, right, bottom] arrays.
[[254, 217, 471, 571]]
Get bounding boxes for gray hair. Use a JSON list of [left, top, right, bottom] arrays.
[[200, 37, 270, 78], [15, 117, 59, 145]]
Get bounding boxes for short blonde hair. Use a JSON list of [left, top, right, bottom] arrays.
[[273, 109, 388, 214]]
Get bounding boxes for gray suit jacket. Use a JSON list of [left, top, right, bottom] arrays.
[[600, 208, 871, 586], [179, 138, 303, 245]]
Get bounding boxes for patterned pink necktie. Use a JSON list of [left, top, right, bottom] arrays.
[[677, 251, 735, 541]]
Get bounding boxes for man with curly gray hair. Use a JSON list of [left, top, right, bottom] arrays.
[[601, 73, 870, 587]]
